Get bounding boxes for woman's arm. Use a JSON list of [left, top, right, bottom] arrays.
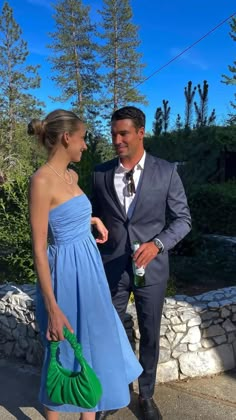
[[29, 173, 72, 340], [91, 217, 108, 243]]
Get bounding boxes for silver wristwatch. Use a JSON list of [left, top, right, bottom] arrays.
[[153, 238, 164, 253]]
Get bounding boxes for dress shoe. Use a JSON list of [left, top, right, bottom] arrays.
[[95, 411, 109, 420], [139, 397, 163, 420]]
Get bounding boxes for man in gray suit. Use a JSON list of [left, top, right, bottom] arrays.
[[92, 106, 191, 420]]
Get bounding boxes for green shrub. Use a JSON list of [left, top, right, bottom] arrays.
[[188, 182, 236, 235], [0, 176, 35, 283]]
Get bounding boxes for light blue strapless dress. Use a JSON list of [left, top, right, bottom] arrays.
[[36, 194, 142, 412]]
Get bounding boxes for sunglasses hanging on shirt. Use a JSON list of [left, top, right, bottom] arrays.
[[125, 169, 136, 196]]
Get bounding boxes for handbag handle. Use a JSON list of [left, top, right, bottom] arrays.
[[50, 327, 83, 363]]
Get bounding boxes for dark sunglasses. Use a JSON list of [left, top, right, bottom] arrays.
[[125, 169, 136, 195]]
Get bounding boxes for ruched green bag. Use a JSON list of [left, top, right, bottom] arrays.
[[46, 327, 103, 408]]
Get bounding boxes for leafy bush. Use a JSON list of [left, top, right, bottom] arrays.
[[188, 182, 236, 235], [0, 176, 35, 283]]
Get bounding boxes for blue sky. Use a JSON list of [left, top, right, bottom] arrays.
[[6, 0, 236, 132]]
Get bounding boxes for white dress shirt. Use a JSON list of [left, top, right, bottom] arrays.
[[114, 151, 165, 251], [114, 151, 146, 218]]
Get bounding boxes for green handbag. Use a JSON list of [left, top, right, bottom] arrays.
[[46, 327, 103, 408]]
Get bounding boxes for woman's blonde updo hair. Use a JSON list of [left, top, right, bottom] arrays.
[[27, 109, 83, 151]]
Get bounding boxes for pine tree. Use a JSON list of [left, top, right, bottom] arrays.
[[48, 0, 100, 122], [222, 16, 236, 124], [194, 80, 216, 127], [0, 2, 43, 146], [184, 81, 196, 128], [162, 100, 170, 134], [98, 0, 147, 115], [153, 107, 163, 137]]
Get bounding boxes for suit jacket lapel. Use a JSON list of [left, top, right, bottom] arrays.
[[105, 158, 127, 220], [129, 153, 155, 222]]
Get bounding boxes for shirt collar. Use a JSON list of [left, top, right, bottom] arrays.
[[117, 151, 146, 173]]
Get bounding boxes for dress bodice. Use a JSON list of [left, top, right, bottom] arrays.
[[48, 194, 92, 246]]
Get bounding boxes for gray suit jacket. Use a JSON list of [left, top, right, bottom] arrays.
[[91, 153, 191, 287]]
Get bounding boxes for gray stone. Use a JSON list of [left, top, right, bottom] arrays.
[[161, 316, 171, 325], [172, 324, 187, 333], [232, 314, 236, 323], [0, 315, 9, 328], [208, 301, 220, 309], [181, 327, 201, 344], [185, 297, 196, 303], [172, 332, 184, 348], [133, 328, 140, 340], [233, 340, 236, 361], [221, 308, 231, 318], [160, 325, 168, 336], [188, 316, 201, 327], [159, 348, 171, 363], [231, 305, 236, 313], [170, 316, 181, 325], [176, 301, 191, 307], [202, 325, 225, 338], [160, 337, 170, 349], [188, 343, 202, 352], [201, 320, 212, 329], [201, 311, 219, 321], [3, 341, 14, 356], [201, 338, 215, 349], [213, 335, 227, 345], [0, 302, 5, 313], [8, 316, 17, 329], [165, 310, 177, 319], [166, 330, 175, 344], [222, 319, 236, 333], [220, 299, 233, 307], [180, 311, 197, 323], [174, 294, 187, 301], [213, 318, 224, 325], [14, 342, 25, 358], [19, 337, 29, 350], [172, 344, 188, 358], [192, 303, 208, 313], [164, 298, 176, 305], [228, 332, 236, 344], [179, 344, 235, 377], [156, 359, 179, 382]]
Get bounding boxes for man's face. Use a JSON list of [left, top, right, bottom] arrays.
[[111, 119, 144, 160]]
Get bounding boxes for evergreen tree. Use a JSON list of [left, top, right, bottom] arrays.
[[162, 99, 170, 134], [0, 2, 42, 144], [153, 107, 163, 137], [175, 113, 182, 131], [194, 80, 216, 127], [48, 0, 100, 122], [222, 16, 236, 124], [184, 81, 196, 128], [0, 1, 43, 179], [98, 0, 147, 115]]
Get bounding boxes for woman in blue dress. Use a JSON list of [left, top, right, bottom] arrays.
[[28, 109, 142, 420]]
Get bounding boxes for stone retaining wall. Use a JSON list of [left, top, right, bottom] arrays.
[[1, 283, 236, 383]]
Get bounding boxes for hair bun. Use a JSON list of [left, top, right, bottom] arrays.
[[27, 119, 45, 136]]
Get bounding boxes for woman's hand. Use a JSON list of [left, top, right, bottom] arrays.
[[91, 217, 108, 244], [46, 304, 73, 342]]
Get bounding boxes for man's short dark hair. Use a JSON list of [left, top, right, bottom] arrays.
[[111, 106, 146, 130]]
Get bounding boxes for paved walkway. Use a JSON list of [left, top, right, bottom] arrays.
[[0, 359, 236, 419]]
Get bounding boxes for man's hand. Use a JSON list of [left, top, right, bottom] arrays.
[[133, 242, 159, 268]]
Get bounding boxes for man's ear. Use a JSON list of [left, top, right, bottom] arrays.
[[139, 127, 145, 139]]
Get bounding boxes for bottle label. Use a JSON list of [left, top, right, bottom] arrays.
[[134, 265, 145, 276]]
